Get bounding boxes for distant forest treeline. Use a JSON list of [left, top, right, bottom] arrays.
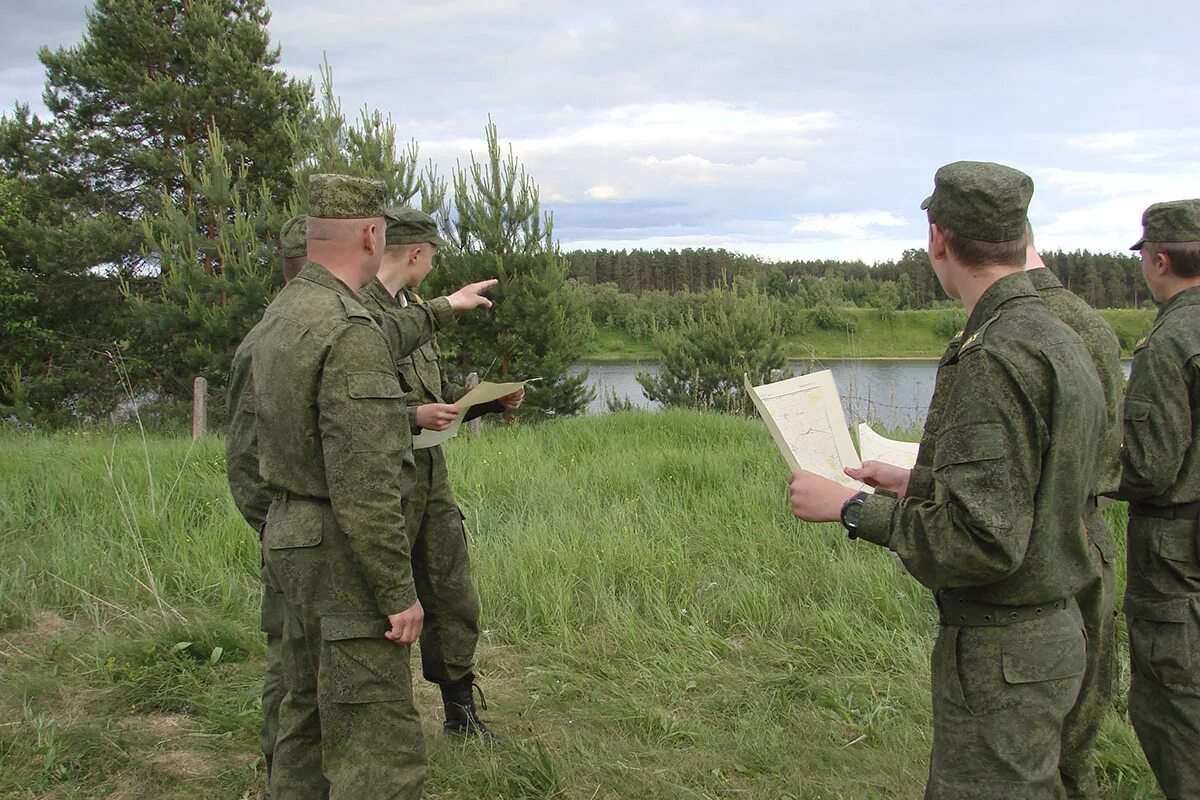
[[564, 247, 1151, 310]]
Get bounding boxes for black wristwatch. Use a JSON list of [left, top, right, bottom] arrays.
[[840, 491, 870, 539]]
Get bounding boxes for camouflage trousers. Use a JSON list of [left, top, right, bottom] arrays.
[[1124, 516, 1200, 799], [260, 549, 286, 778], [267, 593, 427, 800], [409, 445, 481, 686], [1060, 529, 1119, 799], [926, 603, 1086, 799]]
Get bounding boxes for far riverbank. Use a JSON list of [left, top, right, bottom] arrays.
[[580, 307, 1156, 362]]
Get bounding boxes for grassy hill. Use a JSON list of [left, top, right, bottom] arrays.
[[0, 414, 1157, 798]]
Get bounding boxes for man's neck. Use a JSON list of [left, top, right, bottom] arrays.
[[308, 247, 368, 291], [1158, 277, 1200, 304], [956, 264, 1023, 316]]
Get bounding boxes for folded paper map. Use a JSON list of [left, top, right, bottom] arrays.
[[744, 371, 867, 493], [412, 379, 530, 449]]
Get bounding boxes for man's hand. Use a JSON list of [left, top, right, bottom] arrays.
[[789, 470, 858, 522], [415, 403, 460, 431], [385, 600, 424, 645], [497, 388, 524, 410], [447, 279, 498, 312], [844, 460, 911, 497]]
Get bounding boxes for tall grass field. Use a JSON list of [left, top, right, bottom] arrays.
[[0, 412, 1159, 798]]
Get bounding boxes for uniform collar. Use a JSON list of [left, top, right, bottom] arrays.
[[296, 260, 357, 297], [961, 270, 1039, 341], [1025, 267, 1064, 292], [360, 277, 401, 308]]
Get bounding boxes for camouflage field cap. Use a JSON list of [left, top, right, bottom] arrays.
[[1130, 199, 1200, 250], [307, 173, 386, 219], [279, 214, 307, 258], [384, 205, 447, 247], [921, 161, 1033, 243]]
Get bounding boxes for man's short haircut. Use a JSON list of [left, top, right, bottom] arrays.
[[940, 221, 1029, 269], [1146, 241, 1200, 279], [283, 256, 307, 284]]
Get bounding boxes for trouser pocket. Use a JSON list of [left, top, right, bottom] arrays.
[[319, 614, 410, 704]]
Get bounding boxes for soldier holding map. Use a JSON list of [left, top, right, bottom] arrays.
[[788, 161, 1106, 798]]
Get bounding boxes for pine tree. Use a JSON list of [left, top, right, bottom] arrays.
[[0, 0, 309, 423], [429, 120, 593, 417], [637, 286, 787, 416], [132, 125, 286, 422]]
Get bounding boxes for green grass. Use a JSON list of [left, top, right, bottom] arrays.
[[582, 309, 1158, 361], [0, 415, 1160, 798]]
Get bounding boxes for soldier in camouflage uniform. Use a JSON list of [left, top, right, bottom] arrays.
[[790, 161, 1106, 798], [1112, 199, 1200, 799], [225, 213, 308, 794], [1024, 227, 1123, 799], [360, 206, 522, 739], [228, 213, 490, 793], [232, 174, 426, 800]]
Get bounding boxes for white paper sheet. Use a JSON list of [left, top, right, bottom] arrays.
[[856, 423, 920, 470]]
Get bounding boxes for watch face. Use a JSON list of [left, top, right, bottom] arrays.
[[843, 501, 863, 529]]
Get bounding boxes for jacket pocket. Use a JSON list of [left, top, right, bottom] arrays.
[[347, 371, 404, 399], [933, 422, 1005, 471]]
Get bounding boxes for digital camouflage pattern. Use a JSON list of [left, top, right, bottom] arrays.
[[307, 173, 386, 219], [920, 161, 1034, 243], [1028, 266, 1123, 799], [1115, 284, 1200, 798], [385, 205, 447, 247], [1130, 198, 1200, 250], [242, 261, 425, 800], [225, 324, 286, 779], [280, 215, 307, 259], [360, 280, 482, 686], [858, 272, 1106, 797]]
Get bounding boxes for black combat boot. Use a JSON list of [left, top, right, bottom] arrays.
[[440, 675, 502, 742]]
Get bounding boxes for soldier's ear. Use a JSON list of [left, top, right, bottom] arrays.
[[1155, 249, 1175, 277], [928, 224, 947, 262], [362, 223, 381, 256]]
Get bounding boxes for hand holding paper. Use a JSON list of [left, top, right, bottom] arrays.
[[412, 379, 534, 449]]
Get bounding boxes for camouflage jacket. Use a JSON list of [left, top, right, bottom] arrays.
[[858, 272, 1107, 605], [226, 323, 271, 534], [244, 262, 417, 615], [1116, 284, 1200, 506]]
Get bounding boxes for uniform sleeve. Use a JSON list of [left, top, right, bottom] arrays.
[[379, 296, 455, 361], [856, 349, 1044, 589], [225, 360, 272, 533], [318, 321, 417, 615], [1117, 346, 1191, 500]]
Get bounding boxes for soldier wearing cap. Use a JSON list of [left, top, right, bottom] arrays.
[[1023, 225, 1124, 799], [789, 161, 1106, 797], [1111, 199, 1200, 798], [279, 215, 307, 284], [359, 206, 521, 741], [229, 173, 427, 800]]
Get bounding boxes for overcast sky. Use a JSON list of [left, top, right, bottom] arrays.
[[3, 0, 1199, 261]]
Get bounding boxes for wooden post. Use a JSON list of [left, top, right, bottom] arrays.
[[192, 376, 208, 440], [769, 368, 785, 383], [465, 372, 481, 437]]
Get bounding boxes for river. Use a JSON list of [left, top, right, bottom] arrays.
[[572, 358, 1133, 430]]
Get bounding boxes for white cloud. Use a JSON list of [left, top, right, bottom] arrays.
[[790, 210, 908, 238], [586, 185, 619, 200]]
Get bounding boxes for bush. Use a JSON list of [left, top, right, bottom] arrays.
[[809, 305, 858, 333]]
